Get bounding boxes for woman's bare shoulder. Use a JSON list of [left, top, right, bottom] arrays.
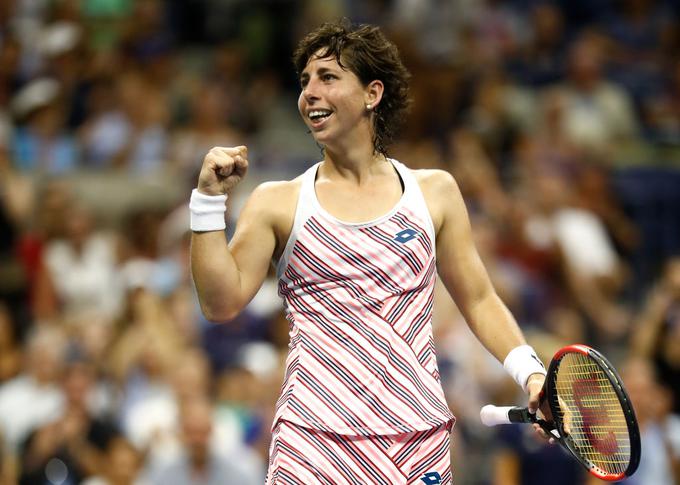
[[240, 175, 304, 234], [411, 168, 460, 232]]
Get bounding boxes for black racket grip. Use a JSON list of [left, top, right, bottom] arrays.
[[508, 407, 534, 423], [480, 405, 543, 426]]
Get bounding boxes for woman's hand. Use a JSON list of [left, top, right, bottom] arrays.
[[197, 146, 248, 195]]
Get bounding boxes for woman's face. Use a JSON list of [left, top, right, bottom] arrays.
[[298, 52, 372, 148]]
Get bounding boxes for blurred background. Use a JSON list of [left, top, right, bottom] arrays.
[[0, 0, 679, 484]]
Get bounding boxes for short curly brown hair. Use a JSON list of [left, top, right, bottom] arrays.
[[293, 19, 411, 156]]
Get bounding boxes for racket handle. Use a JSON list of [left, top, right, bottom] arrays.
[[480, 405, 532, 426]]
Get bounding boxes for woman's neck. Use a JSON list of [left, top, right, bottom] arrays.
[[322, 143, 388, 185]]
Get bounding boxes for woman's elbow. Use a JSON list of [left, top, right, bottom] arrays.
[[200, 302, 241, 323]]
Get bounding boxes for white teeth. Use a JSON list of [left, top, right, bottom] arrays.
[[309, 110, 331, 120]]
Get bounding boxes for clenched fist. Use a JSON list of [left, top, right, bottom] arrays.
[[197, 146, 248, 196]]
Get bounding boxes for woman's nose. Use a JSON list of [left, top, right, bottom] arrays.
[[302, 79, 320, 101]]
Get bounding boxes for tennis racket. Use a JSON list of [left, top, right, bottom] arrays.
[[480, 344, 641, 481]]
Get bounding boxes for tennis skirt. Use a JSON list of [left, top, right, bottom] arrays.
[[266, 420, 452, 484]]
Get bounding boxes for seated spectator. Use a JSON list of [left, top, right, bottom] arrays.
[[0, 326, 66, 453], [38, 21, 90, 129], [79, 71, 169, 175], [106, 288, 185, 441], [478, 0, 525, 58], [619, 357, 680, 485], [19, 355, 120, 484], [505, 3, 567, 87], [574, 163, 639, 258], [520, 172, 631, 343], [214, 345, 277, 455], [79, 77, 131, 168], [462, 70, 536, 171], [631, 256, 680, 413], [113, 72, 169, 175], [514, 90, 581, 180], [82, 436, 145, 485], [10, 78, 79, 174], [552, 32, 639, 159], [43, 200, 122, 323], [169, 80, 242, 181], [602, 0, 673, 104], [143, 396, 264, 485], [121, 348, 212, 457], [120, 343, 254, 463], [446, 128, 511, 219]]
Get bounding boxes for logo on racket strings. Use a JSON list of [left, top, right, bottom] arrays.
[[572, 373, 618, 455]]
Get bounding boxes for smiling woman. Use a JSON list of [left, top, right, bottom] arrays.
[[189, 19, 548, 485], [293, 20, 411, 157]]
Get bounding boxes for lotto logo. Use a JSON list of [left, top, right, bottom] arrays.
[[394, 228, 418, 244], [420, 471, 442, 484]]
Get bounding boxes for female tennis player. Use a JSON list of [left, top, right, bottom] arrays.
[[190, 20, 547, 484]]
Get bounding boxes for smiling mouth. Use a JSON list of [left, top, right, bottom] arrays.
[[308, 109, 333, 123]]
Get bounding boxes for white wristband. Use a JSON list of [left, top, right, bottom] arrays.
[[189, 189, 227, 232], [503, 345, 546, 392]]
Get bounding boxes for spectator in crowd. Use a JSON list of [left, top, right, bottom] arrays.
[[602, 0, 675, 104], [514, 89, 581, 181], [214, 344, 280, 460], [82, 436, 145, 485], [37, 20, 90, 129], [506, 2, 567, 87], [0, 326, 66, 453], [10, 78, 79, 174], [464, 69, 534, 176], [43, 198, 121, 323], [143, 395, 264, 485], [121, 348, 211, 459], [170, 80, 242, 179], [108, 71, 169, 175], [619, 357, 680, 485], [18, 355, 120, 484], [106, 287, 185, 438], [552, 32, 639, 159], [469, 0, 524, 67], [520, 170, 631, 344], [631, 256, 680, 413], [79, 76, 132, 169], [574, 163, 639, 258], [447, 128, 511, 219]]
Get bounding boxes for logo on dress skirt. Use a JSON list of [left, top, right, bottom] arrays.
[[420, 471, 442, 484]]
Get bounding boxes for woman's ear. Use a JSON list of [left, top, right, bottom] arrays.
[[364, 80, 384, 110]]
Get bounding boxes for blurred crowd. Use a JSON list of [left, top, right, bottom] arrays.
[[1, 0, 680, 484]]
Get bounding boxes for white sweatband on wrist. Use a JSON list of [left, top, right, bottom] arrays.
[[189, 189, 227, 232], [503, 344, 546, 393]]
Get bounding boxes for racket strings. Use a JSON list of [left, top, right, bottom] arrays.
[[550, 353, 631, 476]]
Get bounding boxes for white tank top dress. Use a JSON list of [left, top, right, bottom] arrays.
[[275, 159, 455, 436]]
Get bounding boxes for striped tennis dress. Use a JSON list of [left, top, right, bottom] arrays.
[[275, 159, 455, 437]]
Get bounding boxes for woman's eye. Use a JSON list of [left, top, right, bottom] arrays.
[[323, 74, 335, 81]]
